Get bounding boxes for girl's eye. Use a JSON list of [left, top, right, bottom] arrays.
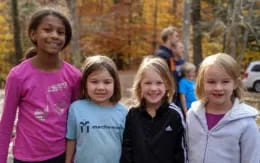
[[104, 80, 112, 84], [223, 80, 230, 83], [43, 28, 51, 32], [90, 80, 98, 84], [58, 30, 65, 35], [156, 81, 163, 85], [144, 82, 152, 85], [207, 80, 215, 84]]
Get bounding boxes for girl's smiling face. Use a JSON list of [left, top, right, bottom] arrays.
[[86, 69, 114, 107], [30, 15, 66, 56], [140, 69, 167, 109], [203, 65, 237, 110]]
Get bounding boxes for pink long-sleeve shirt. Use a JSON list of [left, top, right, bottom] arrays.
[[0, 59, 81, 162]]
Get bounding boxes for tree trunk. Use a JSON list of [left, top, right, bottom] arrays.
[[66, 0, 81, 67], [238, 0, 255, 63], [127, 1, 133, 66], [152, 0, 158, 53], [11, 0, 23, 64], [191, 0, 202, 66], [172, 0, 177, 14], [224, 0, 240, 57], [182, 0, 191, 61]]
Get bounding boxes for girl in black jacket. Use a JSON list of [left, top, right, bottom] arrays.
[[120, 56, 186, 163]]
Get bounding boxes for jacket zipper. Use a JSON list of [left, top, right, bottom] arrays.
[[203, 131, 209, 163]]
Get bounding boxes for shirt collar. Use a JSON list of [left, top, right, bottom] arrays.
[[139, 100, 169, 117]]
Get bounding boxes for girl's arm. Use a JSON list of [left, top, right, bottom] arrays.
[[0, 72, 20, 163], [120, 110, 133, 163], [240, 119, 260, 163], [71, 73, 81, 102], [65, 139, 76, 163], [66, 103, 77, 163], [179, 93, 188, 113], [173, 114, 186, 163]]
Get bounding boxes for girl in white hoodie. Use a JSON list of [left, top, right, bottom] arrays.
[[187, 53, 260, 163]]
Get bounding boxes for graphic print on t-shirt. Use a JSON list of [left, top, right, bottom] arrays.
[[80, 120, 90, 133], [34, 82, 70, 121], [78, 120, 124, 135]]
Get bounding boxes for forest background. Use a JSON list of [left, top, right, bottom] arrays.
[[0, 0, 259, 88]]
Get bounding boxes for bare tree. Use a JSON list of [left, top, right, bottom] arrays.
[[191, 0, 202, 66], [238, 0, 256, 63], [172, 0, 177, 14], [223, 0, 241, 57], [182, 0, 191, 61], [11, 0, 23, 64], [152, 0, 158, 52], [66, 0, 81, 67]]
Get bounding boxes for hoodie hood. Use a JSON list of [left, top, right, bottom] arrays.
[[190, 98, 259, 122]]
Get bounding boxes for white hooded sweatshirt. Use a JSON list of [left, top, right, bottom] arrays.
[[187, 98, 260, 163]]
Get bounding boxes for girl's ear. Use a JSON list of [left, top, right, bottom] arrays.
[[29, 30, 37, 43], [234, 78, 240, 89]]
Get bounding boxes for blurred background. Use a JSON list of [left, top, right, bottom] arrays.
[[0, 0, 259, 88]]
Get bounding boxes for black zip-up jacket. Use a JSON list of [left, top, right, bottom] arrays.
[[120, 102, 186, 163]]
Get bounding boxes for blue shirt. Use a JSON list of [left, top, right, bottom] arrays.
[[178, 77, 196, 109], [66, 99, 128, 163]]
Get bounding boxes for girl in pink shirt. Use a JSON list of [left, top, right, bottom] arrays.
[[0, 8, 81, 163]]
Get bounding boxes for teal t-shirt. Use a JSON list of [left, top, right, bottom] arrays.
[[66, 99, 128, 163]]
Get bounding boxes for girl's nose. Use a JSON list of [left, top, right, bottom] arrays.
[[51, 31, 59, 38], [150, 84, 157, 90], [215, 83, 223, 90], [97, 83, 105, 89]]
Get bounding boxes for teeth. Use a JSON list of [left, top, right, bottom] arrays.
[[149, 94, 158, 98], [49, 42, 60, 47]]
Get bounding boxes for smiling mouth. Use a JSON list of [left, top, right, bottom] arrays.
[[49, 42, 61, 47], [95, 93, 107, 96], [213, 93, 224, 97], [148, 93, 161, 98]]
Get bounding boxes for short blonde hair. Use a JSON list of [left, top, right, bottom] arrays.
[[161, 26, 178, 43], [131, 56, 175, 106], [181, 62, 196, 76], [80, 55, 121, 104], [196, 53, 244, 103]]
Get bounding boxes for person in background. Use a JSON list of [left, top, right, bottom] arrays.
[[187, 53, 260, 163], [120, 56, 186, 163], [172, 41, 185, 81], [155, 26, 179, 82], [155, 27, 186, 112], [66, 55, 128, 163], [178, 62, 197, 113], [0, 8, 81, 163]]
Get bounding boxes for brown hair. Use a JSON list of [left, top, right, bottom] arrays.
[[161, 26, 178, 43], [80, 55, 121, 104]]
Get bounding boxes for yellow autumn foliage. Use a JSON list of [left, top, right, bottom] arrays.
[[0, 1, 13, 86], [0, 0, 259, 87]]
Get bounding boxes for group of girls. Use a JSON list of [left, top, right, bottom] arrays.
[[0, 7, 259, 163]]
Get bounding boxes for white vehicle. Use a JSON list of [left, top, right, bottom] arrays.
[[242, 61, 260, 92]]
